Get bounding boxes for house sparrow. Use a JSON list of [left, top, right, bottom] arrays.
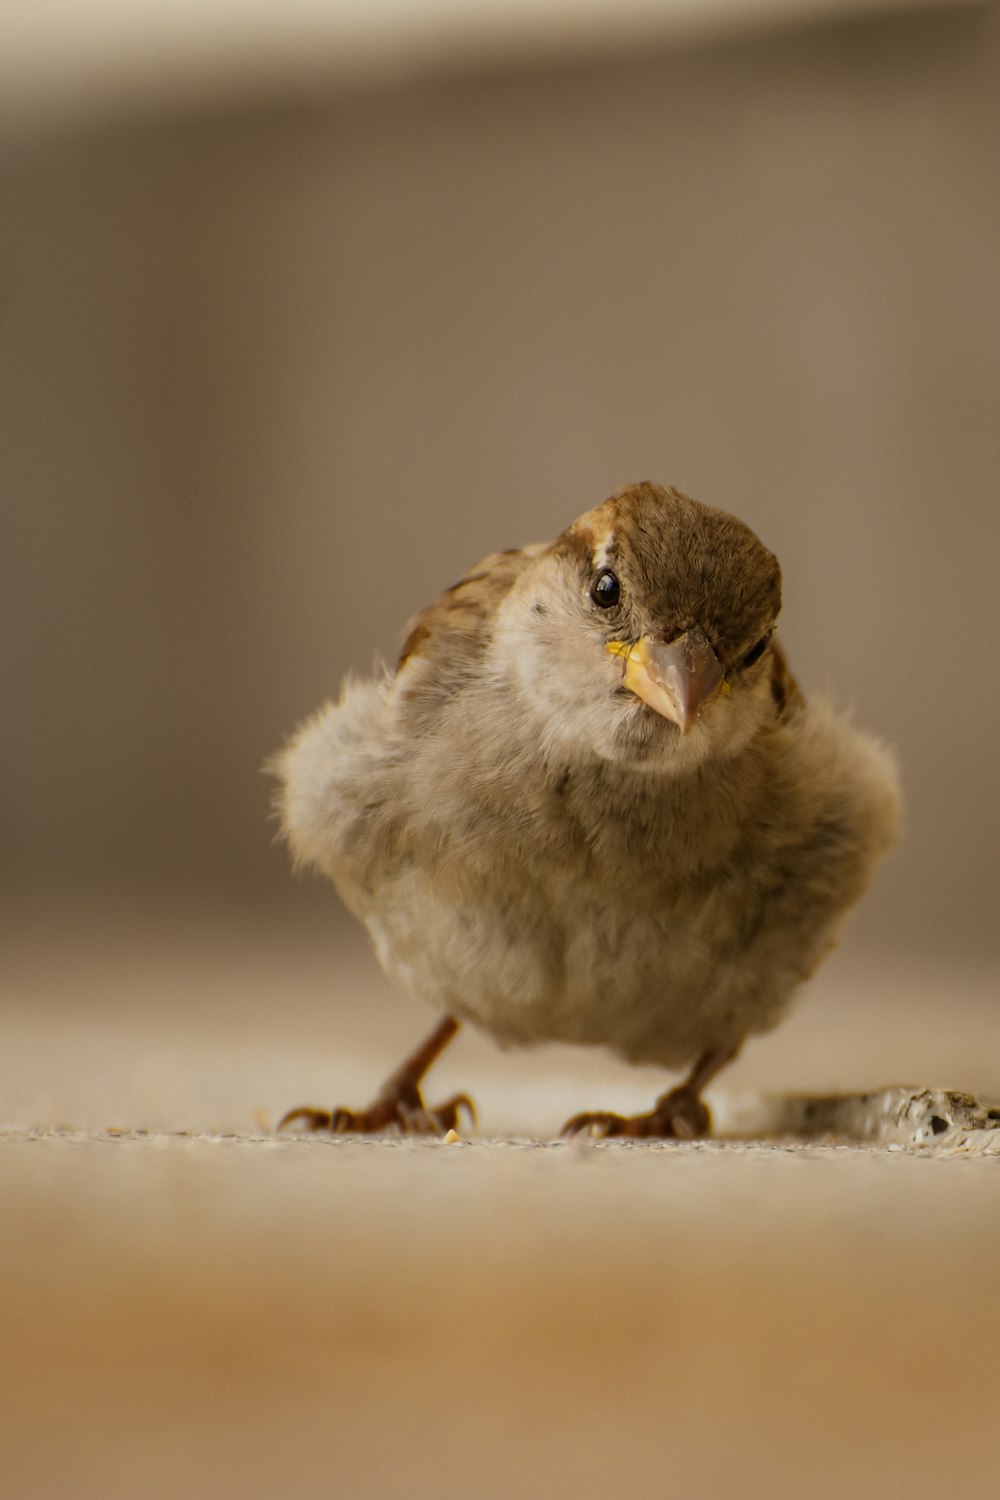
[[274, 482, 900, 1138]]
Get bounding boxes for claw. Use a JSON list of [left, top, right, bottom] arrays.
[[560, 1087, 712, 1141], [331, 1106, 366, 1133], [434, 1093, 477, 1131], [562, 1110, 629, 1139], [277, 1105, 335, 1133], [277, 1087, 478, 1138]]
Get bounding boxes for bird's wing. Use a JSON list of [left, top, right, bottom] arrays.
[[396, 542, 548, 673]]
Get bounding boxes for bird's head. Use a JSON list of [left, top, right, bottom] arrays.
[[494, 482, 784, 775]]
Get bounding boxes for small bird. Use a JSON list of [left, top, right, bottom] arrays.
[[274, 482, 900, 1138]]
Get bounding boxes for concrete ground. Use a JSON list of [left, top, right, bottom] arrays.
[[3, 891, 999, 1499]]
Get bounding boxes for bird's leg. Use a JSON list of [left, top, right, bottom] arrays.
[[277, 1014, 475, 1137], [561, 1042, 741, 1140]]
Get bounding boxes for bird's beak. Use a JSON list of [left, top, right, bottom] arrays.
[[607, 627, 725, 735]]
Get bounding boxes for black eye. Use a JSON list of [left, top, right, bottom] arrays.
[[591, 570, 621, 609], [740, 632, 772, 670]]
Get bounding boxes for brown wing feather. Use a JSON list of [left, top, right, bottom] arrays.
[[396, 543, 547, 672]]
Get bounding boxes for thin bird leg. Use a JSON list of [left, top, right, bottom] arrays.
[[277, 1014, 475, 1137], [561, 1041, 742, 1140]]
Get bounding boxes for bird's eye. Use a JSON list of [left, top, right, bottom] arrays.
[[740, 632, 772, 670], [591, 570, 621, 609]]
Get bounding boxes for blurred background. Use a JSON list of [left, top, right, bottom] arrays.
[[1, 0, 998, 1132]]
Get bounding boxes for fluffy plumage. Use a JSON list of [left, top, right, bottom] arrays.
[[275, 482, 900, 1136]]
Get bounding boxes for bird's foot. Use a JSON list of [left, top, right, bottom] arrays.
[[277, 1083, 476, 1137], [561, 1084, 711, 1141]]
